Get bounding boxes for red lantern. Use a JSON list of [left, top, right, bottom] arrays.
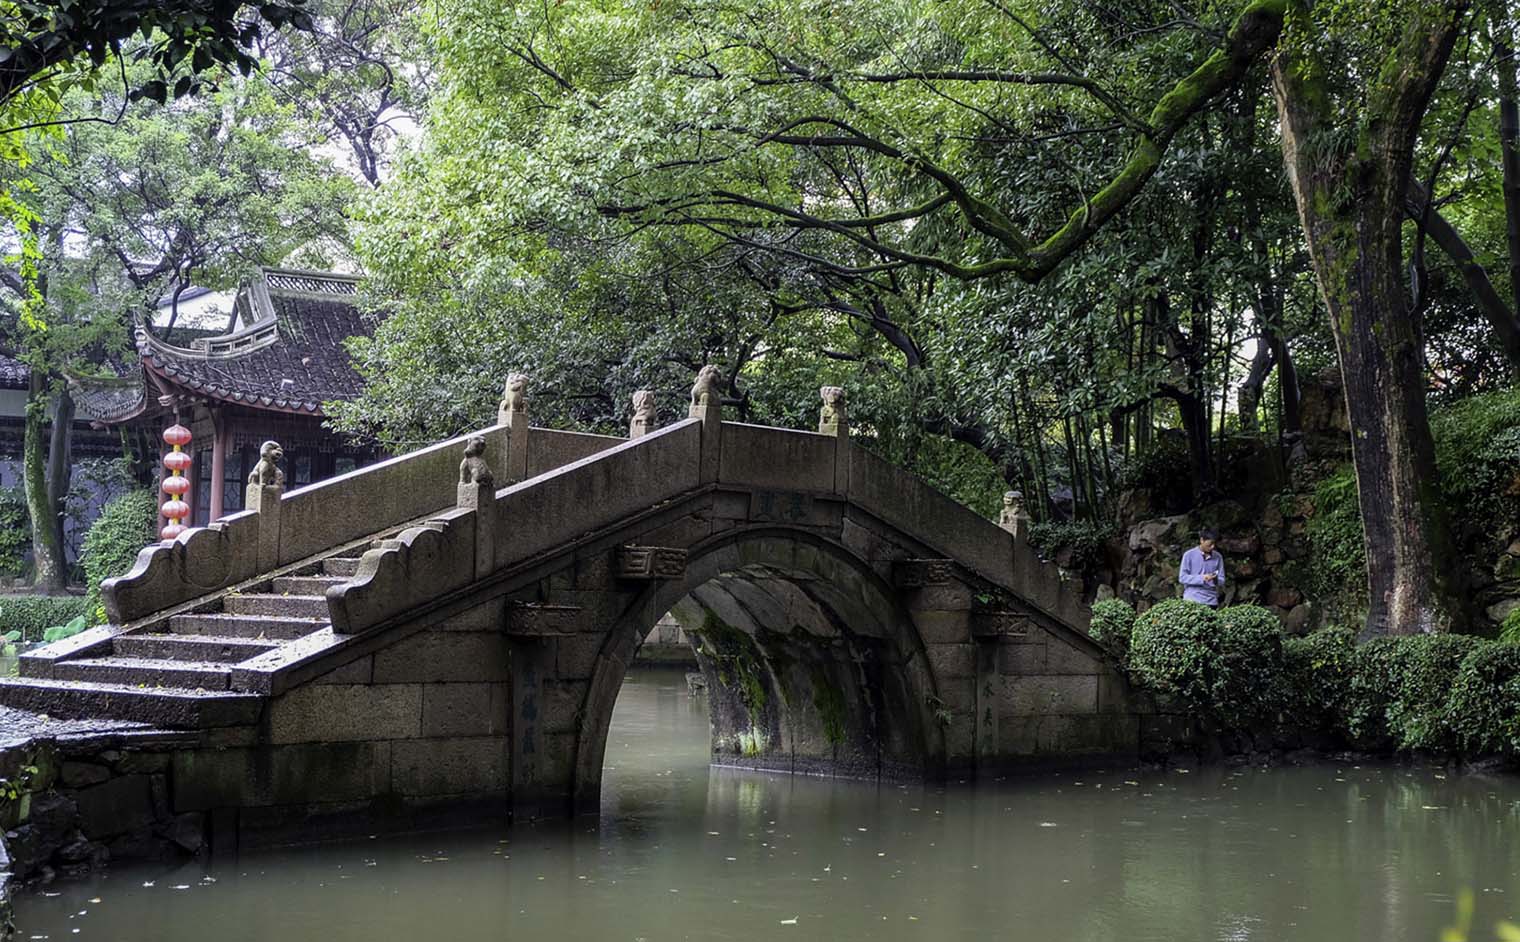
[[161, 421, 192, 541]]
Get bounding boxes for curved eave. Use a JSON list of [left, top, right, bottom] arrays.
[[142, 356, 327, 416]]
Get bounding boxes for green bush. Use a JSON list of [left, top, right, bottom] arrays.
[[1088, 598, 1136, 661], [0, 595, 92, 643], [80, 490, 157, 624], [1128, 599, 1222, 717], [1214, 605, 1286, 728], [1444, 642, 1520, 756], [1501, 608, 1520, 644], [1305, 465, 1367, 620], [1347, 634, 1480, 752], [1431, 387, 1520, 534], [1027, 519, 1113, 572], [1281, 627, 1357, 733], [0, 487, 29, 580]]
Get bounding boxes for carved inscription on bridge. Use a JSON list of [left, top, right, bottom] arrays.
[[616, 545, 688, 580], [893, 558, 958, 588]]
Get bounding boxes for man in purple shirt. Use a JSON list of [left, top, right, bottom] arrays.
[[1178, 528, 1225, 608]]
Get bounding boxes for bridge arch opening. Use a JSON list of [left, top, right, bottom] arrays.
[[574, 530, 946, 805]]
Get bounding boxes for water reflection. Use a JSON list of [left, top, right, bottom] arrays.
[[12, 667, 1520, 941]]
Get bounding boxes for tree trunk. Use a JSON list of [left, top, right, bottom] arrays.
[[1237, 338, 1273, 433], [1497, 33, 1520, 320], [1270, 6, 1467, 636], [24, 372, 66, 594]]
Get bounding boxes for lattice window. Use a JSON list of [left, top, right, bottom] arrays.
[[264, 271, 359, 295]]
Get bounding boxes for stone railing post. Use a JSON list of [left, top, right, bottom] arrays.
[[820, 386, 849, 495], [457, 434, 497, 578], [629, 389, 657, 439], [245, 440, 285, 571], [497, 372, 530, 483], [689, 365, 723, 483]]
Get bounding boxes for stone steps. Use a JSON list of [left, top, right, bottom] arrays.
[[168, 612, 326, 641], [0, 676, 263, 727], [322, 556, 362, 577], [112, 633, 278, 663], [271, 575, 347, 595], [222, 593, 329, 619], [7, 544, 364, 727], [52, 656, 233, 691]]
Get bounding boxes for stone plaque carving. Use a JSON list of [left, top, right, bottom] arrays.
[[749, 491, 814, 523], [506, 603, 585, 636], [616, 545, 688, 580], [894, 558, 958, 588], [971, 610, 1033, 639]]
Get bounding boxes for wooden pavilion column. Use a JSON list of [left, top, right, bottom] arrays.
[[209, 408, 227, 522]]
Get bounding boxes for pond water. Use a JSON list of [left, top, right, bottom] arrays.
[[12, 668, 1520, 941]]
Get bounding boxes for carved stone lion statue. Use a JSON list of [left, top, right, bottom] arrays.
[[820, 386, 846, 430], [459, 435, 494, 487], [999, 490, 1024, 530], [499, 373, 528, 416], [633, 389, 656, 421], [690, 365, 723, 410], [248, 441, 285, 488], [630, 389, 657, 436]]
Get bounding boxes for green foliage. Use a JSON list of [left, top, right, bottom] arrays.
[[1027, 520, 1114, 573], [1281, 627, 1358, 733], [1304, 465, 1367, 619], [1345, 634, 1481, 752], [0, 595, 91, 643], [0, 486, 30, 580], [1128, 599, 1221, 716], [1444, 643, 1520, 757], [1501, 609, 1520, 645], [80, 490, 157, 623], [1088, 599, 1136, 662], [42, 615, 88, 643], [1431, 388, 1520, 537], [1213, 605, 1286, 729]]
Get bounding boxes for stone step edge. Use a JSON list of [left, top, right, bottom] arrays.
[[0, 677, 264, 728]]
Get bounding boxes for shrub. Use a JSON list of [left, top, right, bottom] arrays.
[[1128, 599, 1222, 717], [1027, 520, 1113, 572], [1431, 387, 1520, 534], [1347, 634, 1480, 752], [1214, 605, 1286, 728], [1444, 641, 1520, 756], [1281, 627, 1357, 733], [1089, 598, 1136, 661], [0, 595, 92, 643], [80, 490, 157, 624], [1305, 465, 1367, 620], [1501, 608, 1520, 645], [0, 487, 29, 580]]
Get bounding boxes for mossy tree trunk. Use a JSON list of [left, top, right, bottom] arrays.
[[1270, 0, 1468, 637], [23, 370, 68, 594]]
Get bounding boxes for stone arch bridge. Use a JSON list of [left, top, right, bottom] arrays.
[[0, 380, 1155, 849]]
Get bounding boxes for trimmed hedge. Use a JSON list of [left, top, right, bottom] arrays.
[[1116, 601, 1520, 758], [0, 595, 93, 643], [1088, 598, 1136, 661], [80, 490, 157, 624]]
